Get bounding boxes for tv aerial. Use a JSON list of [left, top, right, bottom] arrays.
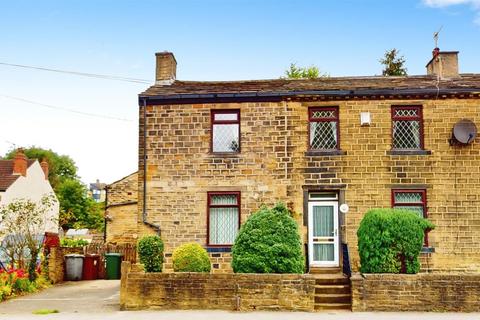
[[433, 26, 443, 48]]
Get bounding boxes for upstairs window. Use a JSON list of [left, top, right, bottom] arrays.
[[211, 110, 240, 153], [309, 107, 339, 150], [208, 192, 240, 246], [392, 189, 428, 245], [392, 106, 423, 150]]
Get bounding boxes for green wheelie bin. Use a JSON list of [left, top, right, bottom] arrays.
[[105, 253, 123, 279]]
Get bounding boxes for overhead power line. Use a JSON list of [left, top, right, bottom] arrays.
[[0, 62, 151, 84], [0, 94, 134, 122]]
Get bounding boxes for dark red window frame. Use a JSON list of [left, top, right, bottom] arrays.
[[391, 105, 424, 150], [207, 191, 241, 247], [391, 189, 429, 246], [210, 109, 241, 153], [308, 106, 340, 150]]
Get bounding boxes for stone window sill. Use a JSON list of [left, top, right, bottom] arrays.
[[421, 247, 435, 253], [208, 153, 240, 158], [387, 150, 432, 156], [305, 150, 347, 157], [206, 247, 232, 253]]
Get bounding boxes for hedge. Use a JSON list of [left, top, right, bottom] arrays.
[[231, 203, 304, 273], [137, 235, 164, 272], [357, 208, 435, 274], [172, 243, 211, 272]]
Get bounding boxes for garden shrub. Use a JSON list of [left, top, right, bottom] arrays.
[[231, 203, 304, 274], [60, 238, 89, 248], [357, 208, 435, 274], [137, 235, 164, 272], [172, 243, 211, 272]]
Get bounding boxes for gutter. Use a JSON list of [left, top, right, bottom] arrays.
[[141, 97, 161, 235], [139, 88, 480, 105]]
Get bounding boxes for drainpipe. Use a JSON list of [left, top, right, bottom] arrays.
[[141, 97, 161, 235], [103, 185, 108, 242]]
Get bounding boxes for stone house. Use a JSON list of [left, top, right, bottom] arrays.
[[135, 49, 480, 274], [104, 172, 138, 244], [0, 149, 59, 239]]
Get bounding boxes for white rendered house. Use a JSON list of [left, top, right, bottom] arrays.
[[0, 149, 59, 236]]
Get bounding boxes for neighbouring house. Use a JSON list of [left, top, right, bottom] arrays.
[[132, 49, 480, 275], [89, 179, 106, 203], [104, 172, 139, 244], [0, 149, 59, 237]]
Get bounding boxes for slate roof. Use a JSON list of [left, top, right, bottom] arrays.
[[140, 74, 480, 101], [0, 159, 36, 192]]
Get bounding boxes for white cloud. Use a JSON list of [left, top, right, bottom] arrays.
[[423, 0, 480, 25], [423, 0, 480, 7]]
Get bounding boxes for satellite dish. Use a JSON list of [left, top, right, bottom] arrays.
[[452, 119, 477, 145]]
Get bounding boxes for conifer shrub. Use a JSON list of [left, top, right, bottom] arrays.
[[172, 243, 211, 272], [357, 208, 435, 274], [232, 203, 304, 274], [137, 235, 164, 272]]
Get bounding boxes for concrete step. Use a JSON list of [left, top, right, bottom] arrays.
[[315, 284, 351, 295], [309, 267, 341, 274], [315, 293, 351, 304], [314, 303, 351, 311], [314, 276, 350, 285]]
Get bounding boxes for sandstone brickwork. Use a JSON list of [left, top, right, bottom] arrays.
[[105, 172, 138, 244], [351, 273, 480, 312], [138, 98, 480, 273], [120, 261, 315, 311]]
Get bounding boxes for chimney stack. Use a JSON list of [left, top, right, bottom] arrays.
[[40, 158, 49, 180], [426, 48, 459, 79], [155, 52, 176, 85], [13, 148, 27, 177]]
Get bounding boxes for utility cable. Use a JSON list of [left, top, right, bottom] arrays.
[[0, 94, 133, 122], [0, 62, 150, 84]]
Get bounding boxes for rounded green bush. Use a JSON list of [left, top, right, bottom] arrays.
[[172, 243, 211, 272], [137, 235, 164, 272], [357, 208, 435, 274], [231, 203, 304, 274]]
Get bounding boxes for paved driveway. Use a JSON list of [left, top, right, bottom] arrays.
[[0, 280, 120, 314]]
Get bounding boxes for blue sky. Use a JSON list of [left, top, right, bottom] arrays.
[[0, 0, 479, 184]]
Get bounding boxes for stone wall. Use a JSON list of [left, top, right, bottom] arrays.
[[351, 273, 480, 312], [120, 261, 315, 311], [105, 172, 139, 244], [47, 247, 83, 283], [47, 247, 64, 284], [139, 98, 480, 273]]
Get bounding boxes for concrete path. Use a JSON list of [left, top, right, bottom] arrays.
[[0, 279, 120, 314]]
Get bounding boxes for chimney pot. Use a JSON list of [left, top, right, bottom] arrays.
[[40, 158, 49, 180], [426, 49, 459, 79], [13, 148, 28, 177], [155, 52, 177, 85]]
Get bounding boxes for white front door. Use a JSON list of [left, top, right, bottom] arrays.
[[308, 201, 339, 267]]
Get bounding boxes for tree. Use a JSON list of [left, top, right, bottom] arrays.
[[0, 195, 56, 281], [56, 179, 104, 231], [4, 147, 77, 190], [380, 49, 407, 76], [284, 63, 329, 79], [3, 147, 104, 231]]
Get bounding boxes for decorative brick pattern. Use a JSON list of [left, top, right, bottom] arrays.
[[120, 261, 315, 311], [351, 273, 480, 312]]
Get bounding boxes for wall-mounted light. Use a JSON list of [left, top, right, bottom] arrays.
[[360, 112, 371, 126]]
